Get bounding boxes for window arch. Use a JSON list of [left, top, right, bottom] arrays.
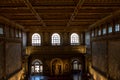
[[115, 24, 120, 32], [51, 33, 60, 45], [70, 33, 79, 45], [73, 60, 79, 70], [31, 59, 43, 74], [32, 33, 41, 46], [73, 60, 82, 70]]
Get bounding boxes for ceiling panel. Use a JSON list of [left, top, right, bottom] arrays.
[[0, 0, 120, 32]]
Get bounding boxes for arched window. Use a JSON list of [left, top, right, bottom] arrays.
[[32, 33, 41, 46], [31, 59, 43, 74], [103, 28, 106, 35], [70, 33, 79, 45], [73, 60, 82, 70], [73, 61, 79, 70], [51, 33, 60, 45], [115, 24, 120, 32]]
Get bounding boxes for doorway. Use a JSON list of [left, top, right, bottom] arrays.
[[31, 59, 43, 75]]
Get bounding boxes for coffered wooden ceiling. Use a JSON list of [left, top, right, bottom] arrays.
[[0, 0, 120, 32]]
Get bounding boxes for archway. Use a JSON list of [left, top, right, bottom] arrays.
[[31, 59, 43, 74], [50, 58, 63, 75], [72, 58, 82, 72]]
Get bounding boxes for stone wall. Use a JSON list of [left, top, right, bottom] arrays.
[[27, 32, 84, 46], [91, 40, 120, 80], [0, 19, 24, 79], [89, 17, 120, 80], [22, 32, 27, 55], [108, 40, 120, 80], [92, 41, 107, 75], [0, 40, 4, 79], [6, 42, 22, 77], [29, 53, 84, 75]]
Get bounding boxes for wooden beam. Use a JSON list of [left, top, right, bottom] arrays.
[[0, 6, 74, 9], [0, 7, 29, 11], [24, 28, 87, 32], [24, 25, 88, 28], [14, 20, 67, 22], [89, 9, 120, 28], [24, 26, 88, 32], [81, 6, 120, 9], [23, 0, 46, 27], [83, 3, 120, 7], [34, 6, 74, 9], [67, 0, 85, 27], [14, 19, 96, 22], [0, 16, 24, 29]]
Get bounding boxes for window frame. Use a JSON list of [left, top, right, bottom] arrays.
[[70, 33, 80, 45], [72, 60, 81, 70], [15, 29, 19, 38], [98, 29, 101, 36], [51, 33, 61, 46], [91, 30, 94, 37], [115, 24, 120, 32], [0, 24, 4, 36], [19, 30, 22, 38], [108, 25, 113, 33], [32, 33, 41, 46], [31, 60, 43, 74], [103, 27, 107, 35]]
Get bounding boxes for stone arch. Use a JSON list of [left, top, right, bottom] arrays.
[[32, 59, 43, 64], [71, 58, 82, 71], [31, 59, 43, 74]]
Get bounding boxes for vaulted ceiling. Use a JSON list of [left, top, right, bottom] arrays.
[[0, 0, 120, 32]]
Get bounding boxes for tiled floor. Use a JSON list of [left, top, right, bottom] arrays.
[[30, 73, 82, 80], [30, 75, 48, 80]]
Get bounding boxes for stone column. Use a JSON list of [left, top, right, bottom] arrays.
[[62, 32, 70, 46], [80, 32, 85, 45], [26, 32, 31, 46], [42, 32, 51, 46]]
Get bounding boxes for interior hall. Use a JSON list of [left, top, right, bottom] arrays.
[[0, 0, 120, 80]]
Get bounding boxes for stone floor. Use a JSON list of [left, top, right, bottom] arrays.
[[30, 73, 82, 80]]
